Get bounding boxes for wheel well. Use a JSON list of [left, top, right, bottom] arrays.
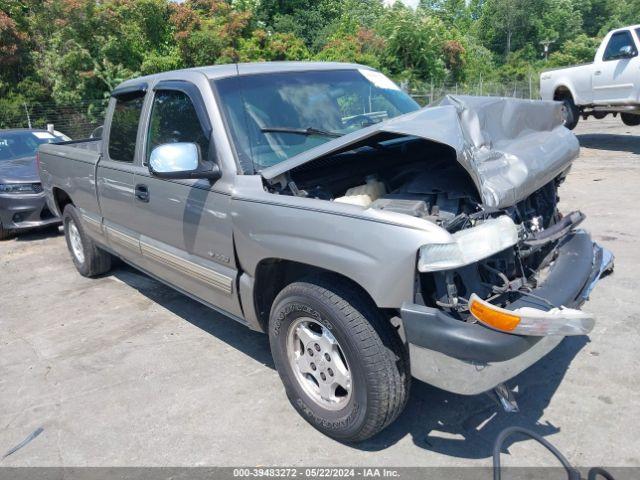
[[553, 86, 572, 101], [52, 188, 73, 215], [253, 259, 379, 331]]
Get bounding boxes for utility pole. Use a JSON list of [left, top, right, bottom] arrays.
[[540, 39, 555, 62]]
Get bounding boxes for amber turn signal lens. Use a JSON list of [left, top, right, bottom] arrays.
[[469, 297, 521, 332], [468, 293, 595, 336]]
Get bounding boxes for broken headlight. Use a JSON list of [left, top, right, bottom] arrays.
[[418, 216, 519, 272]]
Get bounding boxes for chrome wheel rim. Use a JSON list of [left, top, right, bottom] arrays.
[[68, 219, 85, 264], [286, 317, 352, 410]]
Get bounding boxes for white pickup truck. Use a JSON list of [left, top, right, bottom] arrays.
[[540, 25, 640, 129]]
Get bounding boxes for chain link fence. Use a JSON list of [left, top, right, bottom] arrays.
[[409, 79, 540, 106], [1, 78, 540, 138], [0, 99, 108, 139]]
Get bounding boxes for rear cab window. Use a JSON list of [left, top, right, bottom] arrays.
[[108, 92, 145, 163]]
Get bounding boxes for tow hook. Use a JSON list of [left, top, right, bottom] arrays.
[[492, 383, 519, 413]]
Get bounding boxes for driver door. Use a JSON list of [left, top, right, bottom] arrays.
[[593, 30, 640, 104], [133, 81, 240, 316]]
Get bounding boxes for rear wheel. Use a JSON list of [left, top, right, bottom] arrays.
[[560, 96, 579, 130], [621, 113, 640, 126], [63, 205, 112, 277], [269, 276, 409, 442]]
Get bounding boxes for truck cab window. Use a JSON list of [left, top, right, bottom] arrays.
[[108, 93, 145, 163], [603, 31, 636, 61], [147, 90, 209, 162]]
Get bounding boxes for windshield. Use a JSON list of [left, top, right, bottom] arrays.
[[0, 131, 66, 161], [213, 69, 420, 172]]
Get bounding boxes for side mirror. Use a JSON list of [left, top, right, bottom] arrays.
[[90, 125, 103, 139], [618, 45, 636, 58], [149, 142, 221, 181]]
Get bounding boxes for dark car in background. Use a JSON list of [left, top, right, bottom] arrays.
[[0, 128, 69, 239]]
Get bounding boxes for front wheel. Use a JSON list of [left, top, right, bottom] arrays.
[[621, 113, 640, 126], [63, 205, 112, 277], [269, 276, 409, 442]]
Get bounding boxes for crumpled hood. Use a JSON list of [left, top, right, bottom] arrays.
[[0, 156, 39, 184], [260, 95, 579, 209]]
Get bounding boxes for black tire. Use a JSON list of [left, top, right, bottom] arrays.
[[621, 113, 640, 126], [269, 276, 410, 442], [63, 205, 112, 277], [0, 222, 14, 240], [561, 96, 579, 130]]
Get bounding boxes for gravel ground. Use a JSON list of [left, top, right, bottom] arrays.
[[1, 117, 638, 469]]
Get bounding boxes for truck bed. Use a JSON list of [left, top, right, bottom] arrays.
[[541, 62, 591, 75], [48, 137, 102, 159], [38, 138, 102, 217]]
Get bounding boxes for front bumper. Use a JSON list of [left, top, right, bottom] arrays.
[[0, 192, 61, 231], [402, 231, 613, 395]]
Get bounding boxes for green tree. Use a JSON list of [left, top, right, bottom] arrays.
[[547, 34, 601, 66], [574, 0, 612, 37], [256, 0, 343, 48], [237, 30, 310, 61], [419, 0, 471, 30], [377, 4, 450, 83], [5, 0, 640, 127], [316, 28, 385, 69], [535, 0, 583, 49], [0, 10, 28, 91], [479, 0, 530, 56]]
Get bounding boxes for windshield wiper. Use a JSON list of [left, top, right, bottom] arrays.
[[260, 126, 342, 138]]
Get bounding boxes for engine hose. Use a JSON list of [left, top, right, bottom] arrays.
[[493, 426, 617, 480], [493, 426, 580, 480]]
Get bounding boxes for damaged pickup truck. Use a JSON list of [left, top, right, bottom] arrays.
[[38, 62, 613, 442]]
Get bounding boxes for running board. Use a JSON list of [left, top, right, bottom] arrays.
[[584, 105, 640, 114]]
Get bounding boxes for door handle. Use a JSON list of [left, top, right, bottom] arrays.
[[594, 70, 602, 76], [135, 184, 149, 202]]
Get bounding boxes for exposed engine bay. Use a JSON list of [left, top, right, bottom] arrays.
[[268, 137, 484, 229], [266, 136, 566, 232], [266, 135, 583, 317]]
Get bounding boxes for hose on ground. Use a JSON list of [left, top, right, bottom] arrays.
[[493, 426, 615, 480]]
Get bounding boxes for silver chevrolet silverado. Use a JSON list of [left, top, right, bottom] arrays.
[[38, 62, 613, 442]]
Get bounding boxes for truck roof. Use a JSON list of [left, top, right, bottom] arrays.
[[611, 24, 640, 34], [114, 61, 375, 92]]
